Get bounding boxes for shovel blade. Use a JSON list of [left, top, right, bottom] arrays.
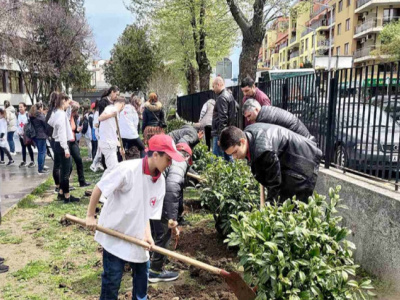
[[222, 271, 256, 300]]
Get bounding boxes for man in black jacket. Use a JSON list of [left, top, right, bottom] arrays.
[[149, 143, 192, 282], [168, 124, 204, 149], [243, 99, 316, 142], [219, 124, 322, 203], [211, 76, 236, 161]]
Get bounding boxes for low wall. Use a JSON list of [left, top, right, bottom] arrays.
[[316, 167, 400, 291]]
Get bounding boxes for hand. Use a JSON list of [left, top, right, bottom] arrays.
[[172, 226, 180, 237], [65, 153, 70, 158], [86, 215, 97, 231], [120, 148, 125, 156], [94, 124, 99, 128], [78, 126, 83, 132], [143, 236, 154, 251], [113, 111, 118, 118], [168, 219, 178, 229]]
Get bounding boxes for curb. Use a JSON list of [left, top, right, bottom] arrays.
[[2, 175, 51, 217]]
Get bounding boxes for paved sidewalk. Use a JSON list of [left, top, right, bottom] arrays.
[[0, 137, 54, 214]]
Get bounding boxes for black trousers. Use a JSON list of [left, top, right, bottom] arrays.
[[54, 142, 71, 193], [19, 137, 34, 162], [0, 146, 12, 161], [150, 219, 171, 272], [50, 139, 60, 186], [204, 125, 212, 151], [91, 140, 98, 161], [122, 137, 145, 158], [68, 141, 86, 185]]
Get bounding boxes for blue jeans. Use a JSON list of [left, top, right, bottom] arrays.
[[212, 136, 232, 162], [34, 138, 47, 172], [7, 131, 15, 153], [101, 249, 150, 300]]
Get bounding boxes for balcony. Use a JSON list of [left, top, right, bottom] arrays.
[[280, 41, 288, 49], [309, 18, 335, 32], [355, 0, 400, 13], [354, 18, 382, 38], [290, 50, 300, 59], [311, 5, 328, 18], [290, 35, 297, 44], [354, 46, 378, 62], [301, 28, 314, 37]]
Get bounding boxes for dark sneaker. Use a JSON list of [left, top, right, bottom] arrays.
[[27, 162, 36, 168], [54, 187, 60, 194], [148, 270, 179, 283], [57, 193, 65, 201], [19, 162, 27, 168], [0, 161, 5, 165], [69, 186, 76, 191], [6, 160, 15, 166], [0, 264, 9, 274], [38, 170, 49, 175], [64, 195, 80, 204], [79, 182, 91, 187]]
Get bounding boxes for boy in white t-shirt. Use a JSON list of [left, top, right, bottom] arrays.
[[86, 134, 184, 299]]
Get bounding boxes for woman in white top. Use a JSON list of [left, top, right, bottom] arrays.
[[17, 102, 35, 168], [48, 92, 80, 204], [98, 97, 125, 177], [119, 95, 145, 158]]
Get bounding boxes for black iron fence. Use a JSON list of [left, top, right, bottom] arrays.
[[177, 62, 400, 189]]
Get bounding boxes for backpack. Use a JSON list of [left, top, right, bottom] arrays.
[[81, 117, 89, 135], [45, 109, 54, 137], [24, 116, 36, 141]]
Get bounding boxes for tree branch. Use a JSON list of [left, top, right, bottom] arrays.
[[226, 0, 251, 34]]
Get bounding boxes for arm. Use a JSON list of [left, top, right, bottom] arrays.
[[143, 221, 154, 250], [217, 97, 229, 134], [199, 103, 207, 121], [253, 151, 282, 201], [86, 185, 101, 230], [142, 110, 147, 133], [160, 109, 166, 124], [98, 110, 117, 122]]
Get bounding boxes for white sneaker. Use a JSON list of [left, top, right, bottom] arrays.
[[10, 152, 16, 156], [90, 164, 98, 173]]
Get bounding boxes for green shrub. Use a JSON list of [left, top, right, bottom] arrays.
[[226, 186, 376, 300], [200, 158, 260, 235], [166, 118, 186, 133], [192, 142, 215, 173]]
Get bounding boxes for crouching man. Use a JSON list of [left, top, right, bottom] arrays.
[[149, 143, 193, 283], [219, 124, 322, 203], [86, 135, 185, 299]]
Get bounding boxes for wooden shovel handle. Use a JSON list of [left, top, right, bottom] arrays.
[[186, 172, 203, 181], [115, 116, 125, 161], [65, 214, 222, 275], [260, 184, 265, 208]]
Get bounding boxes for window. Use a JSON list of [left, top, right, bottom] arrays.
[[305, 38, 308, 50], [344, 43, 349, 55], [336, 46, 341, 55], [347, 0, 350, 6], [312, 34, 315, 48], [383, 8, 400, 25], [346, 19, 350, 31], [339, 0, 343, 12], [337, 23, 342, 35], [9, 71, 21, 94]]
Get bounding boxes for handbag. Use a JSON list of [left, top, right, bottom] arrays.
[[151, 110, 167, 128]]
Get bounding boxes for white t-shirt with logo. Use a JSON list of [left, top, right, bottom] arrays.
[[119, 104, 139, 139], [17, 113, 29, 136], [99, 105, 118, 147], [95, 159, 165, 263]]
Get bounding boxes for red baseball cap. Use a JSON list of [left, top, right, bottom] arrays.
[[176, 143, 193, 165], [148, 135, 185, 162], [90, 102, 96, 109]]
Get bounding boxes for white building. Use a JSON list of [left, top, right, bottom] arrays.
[[88, 60, 109, 91]]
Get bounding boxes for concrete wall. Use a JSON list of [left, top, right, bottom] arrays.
[[316, 167, 400, 291]]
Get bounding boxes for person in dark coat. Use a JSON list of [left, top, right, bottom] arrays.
[[142, 93, 166, 145], [211, 76, 237, 161], [98, 86, 119, 116], [29, 103, 48, 174], [149, 143, 192, 282], [219, 124, 322, 203], [168, 124, 204, 150], [243, 98, 316, 142]]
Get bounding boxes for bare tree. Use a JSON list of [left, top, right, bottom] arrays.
[[3, 1, 96, 103]]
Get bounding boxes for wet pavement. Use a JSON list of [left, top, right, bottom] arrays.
[[0, 135, 54, 215]]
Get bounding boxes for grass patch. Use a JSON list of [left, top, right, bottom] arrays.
[[184, 187, 201, 200], [13, 260, 51, 280], [185, 210, 213, 224], [31, 177, 54, 196], [17, 176, 54, 209], [0, 229, 22, 244], [17, 194, 38, 209]]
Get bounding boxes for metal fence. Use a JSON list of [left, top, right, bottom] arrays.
[[177, 62, 400, 189]]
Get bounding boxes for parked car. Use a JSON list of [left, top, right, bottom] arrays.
[[371, 95, 400, 123]]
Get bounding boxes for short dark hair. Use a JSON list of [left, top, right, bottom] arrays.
[[240, 76, 255, 88], [219, 126, 245, 151]]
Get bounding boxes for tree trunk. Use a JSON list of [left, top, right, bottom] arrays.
[[238, 37, 262, 84], [198, 63, 211, 91], [185, 62, 198, 95]]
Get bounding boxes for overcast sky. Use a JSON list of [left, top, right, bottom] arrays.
[[84, 0, 240, 79]]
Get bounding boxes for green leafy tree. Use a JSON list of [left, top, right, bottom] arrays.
[[104, 24, 158, 92], [372, 21, 400, 61]]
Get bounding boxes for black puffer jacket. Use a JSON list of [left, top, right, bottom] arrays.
[[168, 125, 199, 149], [256, 106, 315, 141], [245, 123, 322, 203], [162, 160, 190, 222], [142, 101, 165, 132], [211, 89, 237, 137], [30, 112, 47, 139]]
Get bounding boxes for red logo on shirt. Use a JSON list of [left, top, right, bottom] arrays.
[[19, 122, 24, 128], [150, 197, 157, 207]]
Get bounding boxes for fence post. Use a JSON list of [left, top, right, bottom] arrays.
[[324, 71, 339, 169], [282, 78, 289, 110]]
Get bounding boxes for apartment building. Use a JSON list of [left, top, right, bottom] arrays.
[[259, 0, 400, 71]]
